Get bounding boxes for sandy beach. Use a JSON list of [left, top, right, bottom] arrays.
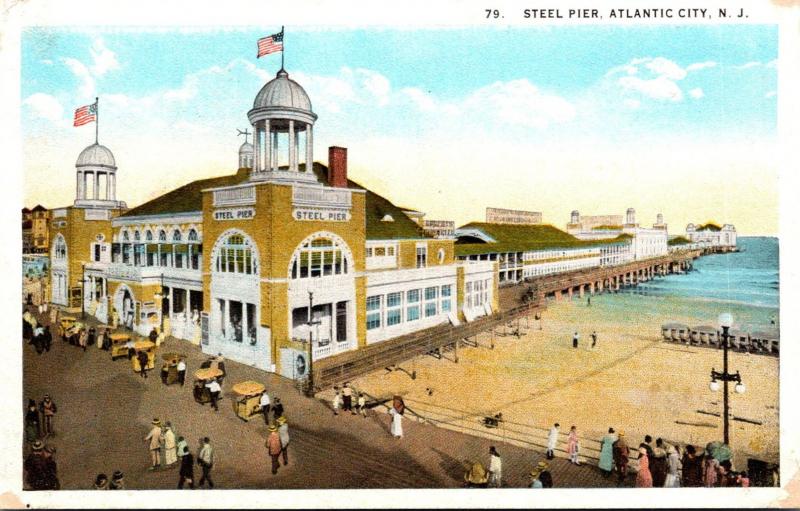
[[344, 297, 779, 466]]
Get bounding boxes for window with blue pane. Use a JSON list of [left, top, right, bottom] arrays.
[[366, 312, 381, 330], [406, 305, 420, 321], [407, 289, 420, 303], [441, 285, 452, 297], [387, 309, 401, 326], [425, 302, 437, 317]]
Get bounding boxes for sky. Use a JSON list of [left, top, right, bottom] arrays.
[[21, 25, 778, 235]]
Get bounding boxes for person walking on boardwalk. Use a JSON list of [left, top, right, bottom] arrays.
[[487, 446, 502, 488], [93, 473, 109, 490], [272, 397, 284, 421], [39, 395, 57, 437], [145, 418, 162, 470], [546, 423, 560, 459], [681, 444, 703, 487], [598, 427, 616, 477], [635, 446, 653, 487], [331, 387, 341, 416], [260, 390, 271, 424], [572, 331, 579, 349], [177, 357, 187, 386], [356, 392, 367, 417], [109, 470, 125, 490], [197, 437, 215, 488], [205, 378, 221, 411], [25, 399, 41, 443], [591, 331, 598, 350], [137, 350, 149, 379], [163, 422, 178, 467], [389, 398, 404, 439], [24, 441, 58, 490], [266, 424, 282, 475], [567, 425, 580, 465], [612, 431, 630, 485], [178, 443, 195, 489], [664, 443, 681, 487], [277, 416, 290, 466], [651, 438, 668, 487], [342, 382, 353, 413]]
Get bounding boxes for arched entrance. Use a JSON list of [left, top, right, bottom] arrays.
[[113, 284, 136, 331], [208, 229, 269, 370], [50, 234, 68, 306]]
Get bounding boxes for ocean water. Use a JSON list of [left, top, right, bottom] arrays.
[[573, 237, 779, 333]]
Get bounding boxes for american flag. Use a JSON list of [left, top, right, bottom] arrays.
[[73, 102, 97, 127], [257, 30, 283, 58]]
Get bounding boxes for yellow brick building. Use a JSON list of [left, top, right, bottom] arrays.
[[50, 67, 498, 379]]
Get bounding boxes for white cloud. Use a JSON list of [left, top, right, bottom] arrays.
[[63, 57, 95, 98], [402, 87, 437, 112], [607, 57, 713, 103], [23, 93, 64, 124], [623, 98, 641, 109], [355, 68, 391, 106], [618, 75, 683, 102], [765, 90, 777, 98], [645, 57, 687, 81], [89, 38, 120, 76], [687, 61, 717, 72], [689, 88, 704, 99], [736, 61, 762, 70], [463, 79, 575, 129]]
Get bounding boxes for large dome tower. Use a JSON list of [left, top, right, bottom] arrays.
[[247, 68, 318, 182]]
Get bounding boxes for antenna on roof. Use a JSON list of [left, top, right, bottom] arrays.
[[237, 128, 251, 144]]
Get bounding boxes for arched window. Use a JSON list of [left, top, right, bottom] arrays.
[[122, 231, 130, 241], [188, 229, 198, 242], [290, 236, 349, 279], [145, 230, 153, 241], [214, 233, 257, 275], [173, 229, 182, 242], [52, 235, 67, 260], [158, 230, 167, 242], [134, 230, 141, 241]]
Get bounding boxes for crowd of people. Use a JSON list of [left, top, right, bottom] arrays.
[[596, 429, 751, 488]]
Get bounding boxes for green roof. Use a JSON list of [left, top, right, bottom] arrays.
[[668, 236, 692, 246], [695, 222, 722, 231], [121, 163, 428, 240], [454, 222, 630, 256]]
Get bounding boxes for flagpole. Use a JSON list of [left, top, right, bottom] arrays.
[[95, 97, 99, 144], [281, 26, 285, 70]]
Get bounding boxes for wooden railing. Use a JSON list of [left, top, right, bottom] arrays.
[[311, 301, 543, 392]]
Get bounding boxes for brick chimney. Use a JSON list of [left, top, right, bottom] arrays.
[[328, 146, 348, 188]]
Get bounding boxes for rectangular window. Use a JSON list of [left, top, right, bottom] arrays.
[[441, 299, 451, 313], [407, 289, 420, 303], [406, 305, 420, 322], [336, 301, 347, 342], [425, 301, 437, 317], [441, 285, 452, 297], [387, 308, 401, 326], [425, 286, 438, 301], [375, 247, 386, 257], [387, 292, 402, 308], [366, 312, 381, 330], [387, 246, 395, 256], [416, 246, 427, 268], [93, 244, 101, 262], [366, 295, 382, 311], [366, 247, 373, 257], [322, 250, 333, 276]]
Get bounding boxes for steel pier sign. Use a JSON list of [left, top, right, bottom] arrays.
[[293, 208, 351, 222], [214, 207, 255, 221]]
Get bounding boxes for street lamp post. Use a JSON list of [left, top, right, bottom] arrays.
[[305, 291, 321, 396], [709, 312, 746, 446]]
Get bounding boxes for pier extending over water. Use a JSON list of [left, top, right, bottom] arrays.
[[313, 249, 702, 391]]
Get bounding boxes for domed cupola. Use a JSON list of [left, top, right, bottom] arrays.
[[239, 141, 254, 169], [247, 68, 318, 182], [74, 142, 125, 208]]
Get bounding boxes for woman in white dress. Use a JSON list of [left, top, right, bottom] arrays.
[[389, 407, 403, 438]]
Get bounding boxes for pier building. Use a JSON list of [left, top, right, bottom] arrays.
[[686, 222, 737, 250], [566, 208, 668, 260], [47, 67, 498, 379]]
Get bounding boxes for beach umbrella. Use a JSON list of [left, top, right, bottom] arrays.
[[706, 441, 732, 462]]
